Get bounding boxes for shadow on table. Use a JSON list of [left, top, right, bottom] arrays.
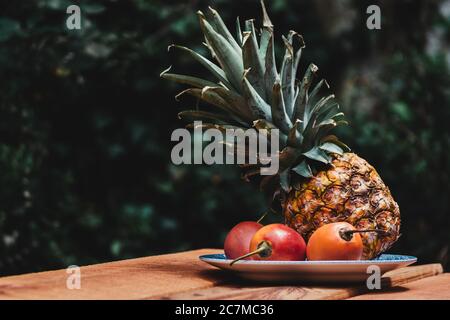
[[198, 269, 412, 293]]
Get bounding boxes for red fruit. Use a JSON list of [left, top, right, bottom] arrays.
[[231, 223, 306, 265], [307, 222, 363, 261], [224, 221, 262, 259], [306, 222, 386, 261]]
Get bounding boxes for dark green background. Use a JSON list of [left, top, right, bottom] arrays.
[[0, 0, 449, 275]]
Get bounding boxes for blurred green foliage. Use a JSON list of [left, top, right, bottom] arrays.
[[0, 0, 449, 275]]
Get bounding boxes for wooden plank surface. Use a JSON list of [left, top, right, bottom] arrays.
[[0, 249, 225, 300], [160, 263, 443, 300], [349, 273, 450, 300], [0, 248, 445, 300]]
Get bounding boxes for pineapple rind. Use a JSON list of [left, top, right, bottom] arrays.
[[284, 153, 401, 259]]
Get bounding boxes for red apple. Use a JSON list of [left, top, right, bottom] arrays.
[[224, 221, 262, 259]]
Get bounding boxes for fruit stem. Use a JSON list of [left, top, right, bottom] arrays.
[[256, 211, 268, 224], [340, 229, 387, 241], [230, 241, 272, 266]]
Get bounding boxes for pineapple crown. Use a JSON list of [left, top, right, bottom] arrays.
[[162, 1, 350, 203]]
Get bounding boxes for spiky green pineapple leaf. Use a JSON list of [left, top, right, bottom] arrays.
[[198, 12, 244, 91], [186, 122, 240, 132], [242, 70, 272, 120], [303, 146, 331, 164], [160, 68, 218, 89], [279, 170, 291, 192], [271, 80, 292, 133], [168, 45, 233, 90], [242, 31, 266, 99], [287, 119, 303, 147], [295, 63, 318, 123], [207, 6, 242, 55], [259, 26, 272, 63], [319, 142, 343, 155], [263, 31, 277, 104], [281, 31, 303, 118], [235, 17, 243, 46], [260, 0, 273, 28], [316, 102, 340, 123], [293, 33, 305, 73], [321, 135, 351, 152], [309, 94, 336, 120], [176, 88, 249, 121], [291, 160, 313, 178], [308, 79, 329, 108], [201, 86, 254, 121], [278, 146, 302, 171]]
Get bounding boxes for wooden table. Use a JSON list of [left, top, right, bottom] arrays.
[[0, 249, 448, 300]]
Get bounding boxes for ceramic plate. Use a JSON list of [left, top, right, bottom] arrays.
[[200, 253, 417, 283]]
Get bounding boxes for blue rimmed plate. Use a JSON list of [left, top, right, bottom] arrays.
[[199, 253, 417, 283]]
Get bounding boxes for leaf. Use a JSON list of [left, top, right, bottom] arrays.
[[292, 160, 313, 178], [207, 7, 242, 55], [294, 63, 318, 123], [293, 33, 306, 73], [280, 31, 304, 118], [176, 88, 246, 121], [315, 122, 341, 143], [287, 119, 303, 147], [319, 142, 343, 155], [242, 31, 266, 99], [253, 119, 276, 130], [236, 17, 243, 46], [303, 146, 331, 164], [242, 70, 272, 121], [271, 80, 292, 133], [309, 94, 336, 118], [253, 119, 286, 147], [259, 27, 272, 63], [245, 19, 256, 34], [260, 0, 274, 28], [278, 146, 302, 171], [315, 118, 336, 128], [321, 135, 351, 152], [280, 33, 296, 117], [160, 67, 218, 89], [198, 12, 244, 92], [168, 45, 233, 90], [201, 86, 254, 121], [279, 170, 291, 192], [308, 79, 329, 108], [264, 32, 278, 104], [185, 123, 242, 139], [316, 102, 340, 123], [260, 0, 274, 50]]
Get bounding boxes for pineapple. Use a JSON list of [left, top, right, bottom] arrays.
[[162, 1, 400, 259]]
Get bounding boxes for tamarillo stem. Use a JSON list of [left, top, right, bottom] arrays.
[[230, 241, 272, 266], [340, 229, 387, 241]]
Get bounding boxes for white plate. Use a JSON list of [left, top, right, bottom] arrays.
[[200, 253, 417, 283]]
